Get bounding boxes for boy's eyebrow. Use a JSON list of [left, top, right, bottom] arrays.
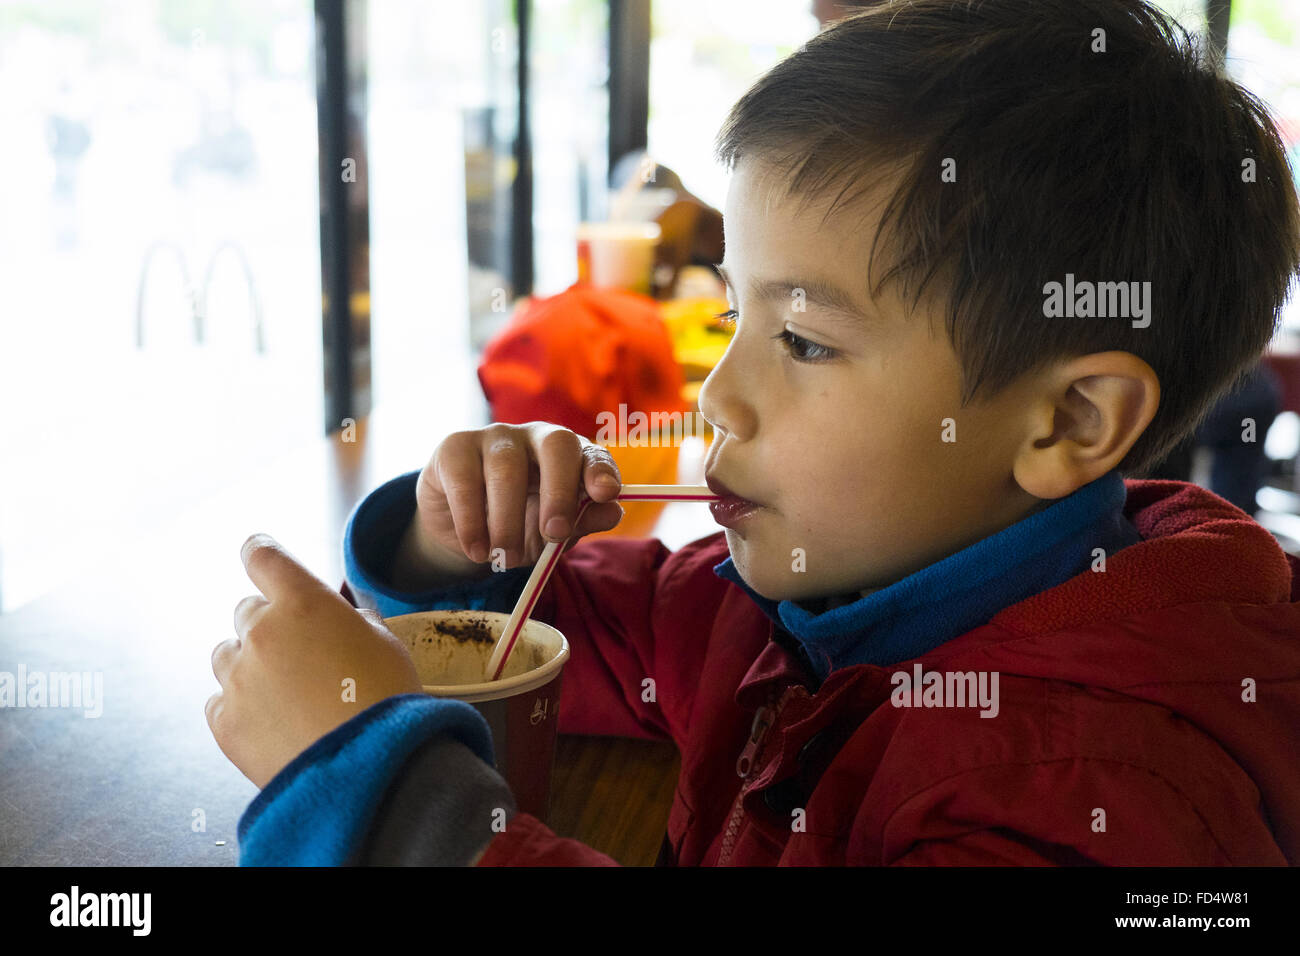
[[713, 262, 875, 326]]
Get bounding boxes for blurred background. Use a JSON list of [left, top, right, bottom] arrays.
[[1, 0, 1299, 613]]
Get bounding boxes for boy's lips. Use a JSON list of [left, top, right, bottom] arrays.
[[705, 474, 764, 529], [705, 473, 759, 503]]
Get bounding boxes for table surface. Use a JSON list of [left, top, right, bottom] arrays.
[[0, 392, 716, 866]]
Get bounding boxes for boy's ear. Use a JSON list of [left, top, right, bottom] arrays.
[[1013, 351, 1160, 500]]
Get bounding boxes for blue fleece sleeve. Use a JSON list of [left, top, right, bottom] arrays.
[[342, 469, 535, 617], [237, 694, 499, 866]]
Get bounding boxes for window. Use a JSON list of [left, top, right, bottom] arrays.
[[530, 0, 609, 296], [1226, 0, 1300, 332], [0, 1, 321, 611], [648, 0, 818, 211]]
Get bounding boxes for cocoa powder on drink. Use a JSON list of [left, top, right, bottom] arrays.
[[405, 614, 547, 674], [429, 616, 496, 645]]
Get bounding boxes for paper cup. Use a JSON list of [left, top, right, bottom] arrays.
[[577, 221, 661, 295], [383, 610, 569, 823]]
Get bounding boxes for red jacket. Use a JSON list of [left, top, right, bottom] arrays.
[[477, 479, 1300, 865]]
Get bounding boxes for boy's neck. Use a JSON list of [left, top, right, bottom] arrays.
[[794, 495, 1055, 614]]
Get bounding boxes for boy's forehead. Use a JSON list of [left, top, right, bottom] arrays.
[[725, 157, 814, 224], [723, 157, 884, 273], [721, 157, 941, 326]]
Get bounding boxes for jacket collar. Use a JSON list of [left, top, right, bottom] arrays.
[[716, 470, 1141, 688]]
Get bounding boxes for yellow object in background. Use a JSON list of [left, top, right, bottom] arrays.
[[661, 297, 734, 382]]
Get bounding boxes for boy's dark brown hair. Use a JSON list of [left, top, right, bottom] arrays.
[[714, 0, 1300, 477]]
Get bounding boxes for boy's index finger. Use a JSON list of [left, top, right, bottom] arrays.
[[240, 534, 329, 603]]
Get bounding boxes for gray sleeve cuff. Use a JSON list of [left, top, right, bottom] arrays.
[[352, 734, 518, 866]]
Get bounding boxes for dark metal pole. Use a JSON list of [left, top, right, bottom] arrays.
[[314, 0, 371, 434], [511, 0, 534, 297], [608, 0, 651, 180]]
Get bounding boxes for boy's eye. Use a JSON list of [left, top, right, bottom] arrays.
[[773, 328, 837, 363], [712, 309, 837, 363]]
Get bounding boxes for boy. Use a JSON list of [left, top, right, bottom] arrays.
[[208, 0, 1300, 865]]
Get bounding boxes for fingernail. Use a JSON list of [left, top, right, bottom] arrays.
[[596, 473, 620, 491], [241, 533, 270, 561], [545, 516, 571, 540]]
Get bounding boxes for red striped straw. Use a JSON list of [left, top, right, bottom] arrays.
[[615, 483, 720, 502], [485, 484, 718, 680]]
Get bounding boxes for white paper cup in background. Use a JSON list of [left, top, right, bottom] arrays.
[[577, 221, 662, 296], [383, 610, 570, 824]]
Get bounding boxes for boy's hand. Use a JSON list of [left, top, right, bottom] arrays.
[[391, 422, 626, 589], [207, 534, 422, 790]]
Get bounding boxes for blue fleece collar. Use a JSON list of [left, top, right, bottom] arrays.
[[713, 470, 1140, 681]]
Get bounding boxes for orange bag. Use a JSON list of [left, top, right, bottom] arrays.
[[477, 282, 690, 537]]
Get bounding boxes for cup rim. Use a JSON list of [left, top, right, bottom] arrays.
[[383, 609, 570, 704], [576, 221, 662, 241]]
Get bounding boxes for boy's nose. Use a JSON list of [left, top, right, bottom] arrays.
[[698, 353, 757, 442]]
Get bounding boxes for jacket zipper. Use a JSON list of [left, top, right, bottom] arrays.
[[718, 685, 789, 866]]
